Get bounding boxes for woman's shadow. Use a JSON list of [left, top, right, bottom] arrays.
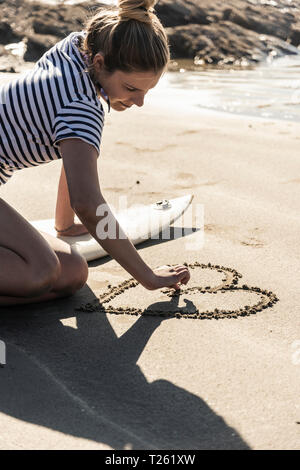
[[0, 288, 250, 450]]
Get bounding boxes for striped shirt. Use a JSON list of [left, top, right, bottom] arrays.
[[0, 31, 104, 185]]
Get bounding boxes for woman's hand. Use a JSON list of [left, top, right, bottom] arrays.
[[145, 264, 191, 291], [55, 223, 89, 237]]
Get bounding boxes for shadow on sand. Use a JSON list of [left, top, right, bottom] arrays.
[[0, 282, 250, 450]]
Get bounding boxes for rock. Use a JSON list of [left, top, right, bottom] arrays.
[[225, 6, 293, 40], [155, 0, 212, 27], [165, 0, 300, 65], [167, 17, 300, 65], [0, 22, 21, 45], [32, 19, 69, 38], [290, 27, 300, 46], [31, 3, 92, 38], [167, 22, 254, 62], [23, 34, 59, 62], [167, 24, 203, 59]]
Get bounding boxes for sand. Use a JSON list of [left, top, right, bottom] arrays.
[[0, 73, 299, 449]]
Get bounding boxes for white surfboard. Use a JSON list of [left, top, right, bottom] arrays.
[[31, 194, 194, 261]]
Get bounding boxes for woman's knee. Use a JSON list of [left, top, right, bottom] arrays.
[[16, 249, 88, 299], [69, 252, 89, 292], [54, 250, 88, 296]]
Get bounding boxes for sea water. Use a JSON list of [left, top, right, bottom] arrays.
[[156, 55, 300, 123]]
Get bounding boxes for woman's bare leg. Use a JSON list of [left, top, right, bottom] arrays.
[[0, 198, 88, 306]]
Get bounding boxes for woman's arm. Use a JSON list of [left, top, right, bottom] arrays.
[[55, 162, 89, 236], [59, 138, 190, 290], [55, 162, 75, 231]]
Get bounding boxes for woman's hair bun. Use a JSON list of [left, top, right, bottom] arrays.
[[81, 0, 169, 74], [118, 0, 157, 23]]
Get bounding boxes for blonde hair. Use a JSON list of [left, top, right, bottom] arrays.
[[80, 0, 170, 75]]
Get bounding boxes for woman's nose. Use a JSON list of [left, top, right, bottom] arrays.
[[133, 93, 145, 108]]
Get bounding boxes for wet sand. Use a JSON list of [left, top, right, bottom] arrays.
[[0, 72, 299, 449]]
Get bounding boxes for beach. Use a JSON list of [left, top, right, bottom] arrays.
[[0, 70, 299, 450]]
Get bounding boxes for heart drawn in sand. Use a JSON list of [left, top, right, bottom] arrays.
[[77, 263, 279, 320]]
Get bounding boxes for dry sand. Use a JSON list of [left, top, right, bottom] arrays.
[[0, 72, 299, 449]]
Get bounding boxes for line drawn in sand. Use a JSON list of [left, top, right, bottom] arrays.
[[77, 263, 279, 320]]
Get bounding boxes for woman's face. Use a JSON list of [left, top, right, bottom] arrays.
[[93, 54, 164, 111]]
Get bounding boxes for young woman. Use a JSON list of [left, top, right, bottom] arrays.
[[0, 0, 190, 306]]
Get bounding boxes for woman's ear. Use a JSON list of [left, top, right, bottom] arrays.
[[93, 53, 105, 72]]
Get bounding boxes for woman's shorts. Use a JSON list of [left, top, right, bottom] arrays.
[[0, 165, 14, 185]]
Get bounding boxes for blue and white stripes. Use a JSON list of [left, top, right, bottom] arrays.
[[0, 32, 104, 185]]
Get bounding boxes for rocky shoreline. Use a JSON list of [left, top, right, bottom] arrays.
[[1, 0, 300, 72]]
